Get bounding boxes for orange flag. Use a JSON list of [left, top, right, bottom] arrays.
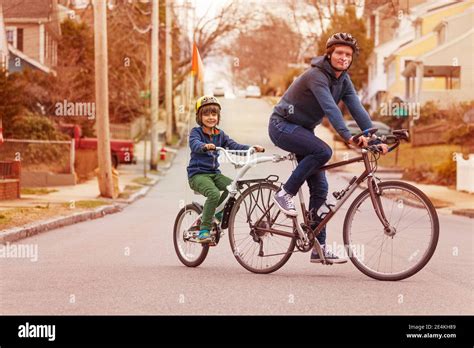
[[191, 42, 204, 81]]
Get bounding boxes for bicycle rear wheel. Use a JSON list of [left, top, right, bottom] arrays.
[[343, 181, 439, 281], [173, 204, 209, 267], [228, 182, 296, 274]]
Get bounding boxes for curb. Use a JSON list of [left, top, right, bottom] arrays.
[[452, 209, 474, 219], [0, 149, 179, 244], [0, 204, 123, 244]]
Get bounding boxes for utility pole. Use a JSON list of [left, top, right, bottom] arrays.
[[150, 0, 159, 170], [93, 0, 114, 198], [165, 0, 173, 144]]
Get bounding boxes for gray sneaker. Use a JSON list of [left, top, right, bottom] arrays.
[[273, 191, 297, 217], [310, 247, 348, 264]]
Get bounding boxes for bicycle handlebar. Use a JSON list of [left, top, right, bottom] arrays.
[[364, 129, 410, 154], [211, 146, 257, 167]]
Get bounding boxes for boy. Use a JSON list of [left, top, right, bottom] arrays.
[[187, 96, 264, 243]]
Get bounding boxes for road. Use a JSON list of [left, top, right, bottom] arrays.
[[1, 98, 473, 315]]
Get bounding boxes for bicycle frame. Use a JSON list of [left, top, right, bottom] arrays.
[[192, 147, 280, 221], [251, 148, 392, 247], [298, 149, 392, 239]]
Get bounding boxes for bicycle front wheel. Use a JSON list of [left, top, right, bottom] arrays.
[[173, 204, 209, 267], [228, 182, 297, 274], [343, 181, 439, 281]]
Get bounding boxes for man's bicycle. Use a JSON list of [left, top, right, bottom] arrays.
[[173, 128, 439, 281]]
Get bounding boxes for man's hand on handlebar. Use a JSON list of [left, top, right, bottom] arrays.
[[349, 135, 389, 155], [348, 135, 369, 148], [376, 143, 389, 155], [253, 145, 265, 153]]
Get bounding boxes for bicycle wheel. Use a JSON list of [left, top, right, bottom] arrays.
[[228, 182, 297, 274], [173, 204, 209, 267], [343, 181, 439, 281]]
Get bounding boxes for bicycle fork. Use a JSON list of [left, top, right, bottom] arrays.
[[367, 175, 394, 236]]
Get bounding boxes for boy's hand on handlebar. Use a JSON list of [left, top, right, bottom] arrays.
[[349, 135, 369, 148], [203, 143, 216, 151], [253, 145, 265, 153]]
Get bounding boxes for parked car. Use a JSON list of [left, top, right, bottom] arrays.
[[236, 89, 247, 98], [213, 86, 225, 97], [345, 120, 392, 137], [245, 85, 261, 98], [59, 123, 136, 168]]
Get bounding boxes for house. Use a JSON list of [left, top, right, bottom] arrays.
[[364, 0, 472, 111], [364, 0, 428, 112], [382, 0, 472, 107], [0, 4, 8, 69], [402, 6, 474, 106], [0, 0, 61, 74]]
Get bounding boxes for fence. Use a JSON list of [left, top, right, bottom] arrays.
[[455, 153, 474, 193], [110, 116, 146, 140], [0, 139, 76, 186], [0, 161, 21, 200], [0, 139, 74, 174], [411, 123, 447, 147]]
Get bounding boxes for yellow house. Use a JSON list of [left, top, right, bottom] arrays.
[[383, 0, 472, 104], [403, 6, 474, 106]]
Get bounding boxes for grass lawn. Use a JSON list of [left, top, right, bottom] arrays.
[[0, 200, 109, 230], [132, 177, 154, 186], [20, 187, 59, 195], [377, 143, 462, 170]]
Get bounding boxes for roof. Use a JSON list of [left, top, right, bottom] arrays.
[[0, 0, 52, 19], [8, 43, 55, 74], [402, 28, 473, 77], [0, 0, 61, 38]]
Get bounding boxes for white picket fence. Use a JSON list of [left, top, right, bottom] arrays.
[[455, 153, 474, 193]]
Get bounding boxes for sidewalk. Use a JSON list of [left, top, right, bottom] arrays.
[[0, 140, 177, 241], [315, 125, 474, 217]]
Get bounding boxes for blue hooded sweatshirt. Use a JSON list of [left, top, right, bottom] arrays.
[[187, 126, 250, 178], [272, 56, 372, 141]]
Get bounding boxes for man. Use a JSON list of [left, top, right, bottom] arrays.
[[268, 32, 388, 263]]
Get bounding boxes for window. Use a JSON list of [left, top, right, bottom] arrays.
[[5, 27, 23, 51], [415, 22, 422, 38], [17, 28, 23, 51], [6, 28, 15, 46], [370, 15, 376, 40], [437, 24, 447, 45], [387, 61, 396, 87], [45, 32, 49, 59]]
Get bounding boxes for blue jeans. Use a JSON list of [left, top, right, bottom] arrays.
[[268, 115, 332, 244]]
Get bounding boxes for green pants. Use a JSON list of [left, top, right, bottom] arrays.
[[189, 173, 232, 230]]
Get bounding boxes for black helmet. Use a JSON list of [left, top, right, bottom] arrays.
[[326, 32, 359, 55]]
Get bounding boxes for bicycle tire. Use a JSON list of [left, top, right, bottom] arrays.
[[173, 204, 209, 267], [343, 181, 439, 281], [228, 182, 297, 274]]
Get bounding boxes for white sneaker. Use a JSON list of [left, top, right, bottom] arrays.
[[273, 191, 297, 217]]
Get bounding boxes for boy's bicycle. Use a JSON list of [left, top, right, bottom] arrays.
[[173, 128, 439, 281]]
